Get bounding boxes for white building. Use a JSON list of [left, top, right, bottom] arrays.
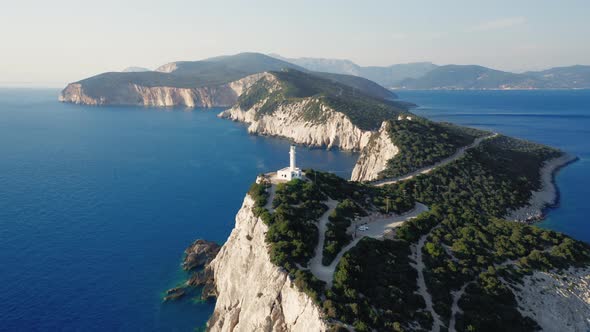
[[277, 145, 303, 181]]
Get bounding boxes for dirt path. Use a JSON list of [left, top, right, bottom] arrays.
[[411, 226, 444, 332], [373, 134, 497, 187], [449, 282, 471, 332], [307, 199, 339, 284], [309, 203, 428, 288], [263, 183, 277, 212]]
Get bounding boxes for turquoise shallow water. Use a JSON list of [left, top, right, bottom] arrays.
[[397, 90, 590, 242], [1, 88, 588, 331]]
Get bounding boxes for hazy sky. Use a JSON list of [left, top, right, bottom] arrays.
[[2, 0, 589, 87]]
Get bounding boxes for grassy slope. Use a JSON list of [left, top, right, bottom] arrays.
[[73, 53, 397, 101], [237, 69, 408, 131]]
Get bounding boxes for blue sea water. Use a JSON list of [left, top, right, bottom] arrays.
[[0, 89, 358, 331], [396, 90, 590, 242], [0, 88, 588, 331]]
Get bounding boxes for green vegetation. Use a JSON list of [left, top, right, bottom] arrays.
[[327, 239, 432, 331], [247, 182, 269, 217], [267, 179, 327, 268], [322, 199, 366, 265], [379, 118, 488, 179], [74, 53, 398, 103], [379, 135, 590, 329], [237, 69, 408, 131], [316, 135, 586, 331], [404, 135, 562, 216], [248, 178, 328, 302], [248, 133, 588, 331]]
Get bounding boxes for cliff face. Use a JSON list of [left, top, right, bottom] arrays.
[[207, 195, 327, 332], [59, 73, 268, 108], [58, 83, 104, 105], [350, 121, 399, 181], [218, 99, 373, 151]]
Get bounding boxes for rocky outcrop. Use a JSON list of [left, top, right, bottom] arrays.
[[350, 121, 399, 181], [58, 83, 104, 105], [219, 98, 373, 151], [505, 153, 578, 222], [59, 73, 269, 108], [511, 267, 590, 331], [182, 239, 221, 271], [206, 195, 327, 332]]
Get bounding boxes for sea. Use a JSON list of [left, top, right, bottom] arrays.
[[0, 88, 588, 331]]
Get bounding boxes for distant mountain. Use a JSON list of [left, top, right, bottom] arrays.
[[122, 67, 150, 73], [60, 52, 396, 107], [399, 65, 530, 89], [272, 54, 590, 90], [525, 65, 590, 88], [270, 54, 437, 88], [269, 55, 361, 76], [399, 64, 590, 90]]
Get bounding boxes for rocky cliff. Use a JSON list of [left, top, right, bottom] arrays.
[[59, 73, 268, 108], [511, 266, 590, 331], [206, 194, 327, 332], [218, 99, 373, 151], [350, 121, 399, 181]]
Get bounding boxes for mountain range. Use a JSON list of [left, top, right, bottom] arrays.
[[62, 53, 397, 106], [271, 55, 590, 90]]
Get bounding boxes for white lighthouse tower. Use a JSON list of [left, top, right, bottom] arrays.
[[277, 145, 303, 181]]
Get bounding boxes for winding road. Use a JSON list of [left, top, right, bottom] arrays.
[[372, 133, 497, 187], [309, 202, 429, 287], [262, 133, 499, 329]]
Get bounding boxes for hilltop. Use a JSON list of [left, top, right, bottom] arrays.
[[59, 53, 396, 107], [218, 69, 410, 151]]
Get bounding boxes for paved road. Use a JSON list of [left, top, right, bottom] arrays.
[[309, 203, 429, 287], [372, 134, 497, 187]]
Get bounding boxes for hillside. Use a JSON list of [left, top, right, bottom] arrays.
[[399, 65, 533, 90], [191, 130, 589, 331], [400, 64, 590, 90], [526, 65, 590, 88], [122, 66, 150, 72], [236, 69, 405, 130], [271, 54, 437, 88], [272, 54, 590, 90], [218, 69, 411, 151], [59, 53, 396, 107]]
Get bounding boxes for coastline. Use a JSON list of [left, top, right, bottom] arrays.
[[505, 153, 579, 223]]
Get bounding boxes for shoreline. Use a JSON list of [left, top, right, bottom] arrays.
[[505, 153, 579, 223]]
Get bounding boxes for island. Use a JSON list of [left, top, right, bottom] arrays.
[[61, 54, 590, 331]]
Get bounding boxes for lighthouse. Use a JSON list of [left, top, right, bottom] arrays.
[[277, 145, 303, 181], [290, 145, 296, 171]]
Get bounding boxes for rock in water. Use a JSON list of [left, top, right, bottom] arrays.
[[163, 287, 186, 301], [182, 239, 221, 271]]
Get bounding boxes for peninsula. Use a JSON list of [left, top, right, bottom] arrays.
[[61, 53, 590, 331]]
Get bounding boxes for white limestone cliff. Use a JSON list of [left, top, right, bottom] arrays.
[[350, 121, 399, 181], [59, 73, 269, 108], [218, 98, 373, 151], [206, 194, 327, 332], [58, 83, 105, 105]]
